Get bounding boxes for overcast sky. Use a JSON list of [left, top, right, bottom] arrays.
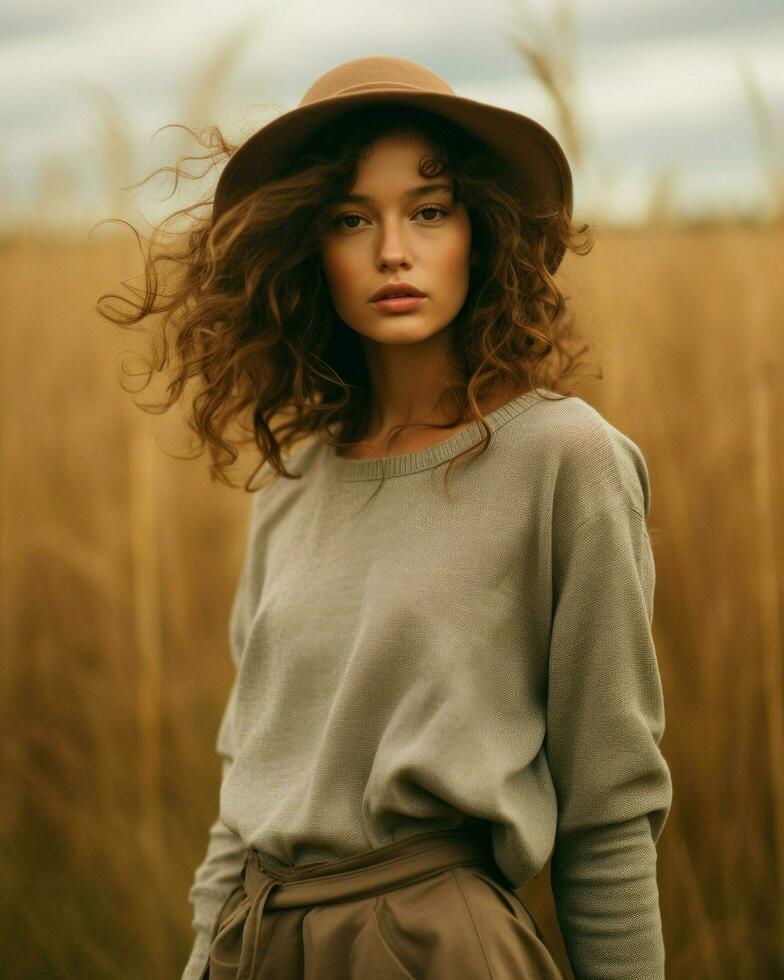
[[1, 0, 782, 228]]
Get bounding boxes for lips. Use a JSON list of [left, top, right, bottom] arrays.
[[370, 281, 426, 302]]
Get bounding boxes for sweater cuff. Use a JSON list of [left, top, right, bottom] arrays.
[[551, 814, 666, 980], [180, 929, 212, 980]]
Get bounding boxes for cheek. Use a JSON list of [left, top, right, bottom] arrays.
[[320, 245, 356, 301], [435, 221, 472, 282]]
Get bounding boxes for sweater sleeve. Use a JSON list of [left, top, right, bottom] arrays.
[[181, 500, 261, 980], [545, 500, 672, 980], [181, 680, 247, 980]]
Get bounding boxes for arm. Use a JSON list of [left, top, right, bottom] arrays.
[[545, 501, 673, 980], [182, 498, 261, 980], [181, 681, 247, 980]]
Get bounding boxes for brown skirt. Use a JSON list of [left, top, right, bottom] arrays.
[[202, 820, 566, 979]]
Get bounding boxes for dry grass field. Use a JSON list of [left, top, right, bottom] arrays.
[[1, 220, 783, 978]]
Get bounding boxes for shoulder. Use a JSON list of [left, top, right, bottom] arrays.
[[523, 393, 651, 527], [247, 434, 321, 513]]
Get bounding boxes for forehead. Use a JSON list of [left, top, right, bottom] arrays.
[[336, 128, 452, 198]]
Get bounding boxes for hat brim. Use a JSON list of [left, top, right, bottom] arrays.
[[213, 89, 572, 273]]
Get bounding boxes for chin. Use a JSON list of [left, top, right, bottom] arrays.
[[378, 319, 445, 342]]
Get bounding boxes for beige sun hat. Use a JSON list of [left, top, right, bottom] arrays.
[[212, 55, 573, 273]]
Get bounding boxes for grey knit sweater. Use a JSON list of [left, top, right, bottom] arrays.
[[182, 389, 672, 980]]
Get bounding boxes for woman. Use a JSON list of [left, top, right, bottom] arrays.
[[97, 56, 672, 980]]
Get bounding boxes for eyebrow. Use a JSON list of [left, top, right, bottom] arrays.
[[333, 182, 454, 206]]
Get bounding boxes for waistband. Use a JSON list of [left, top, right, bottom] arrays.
[[217, 819, 498, 980], [243, 817, 496, 909]]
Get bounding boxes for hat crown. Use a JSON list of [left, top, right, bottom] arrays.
[[299, 55, 454, 107]]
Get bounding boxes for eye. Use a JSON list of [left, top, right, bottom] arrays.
[[414, 204, 449, 222], [332, 212, 368, 230]]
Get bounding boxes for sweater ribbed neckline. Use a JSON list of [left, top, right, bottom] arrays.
[[325, 387, 561, 481]]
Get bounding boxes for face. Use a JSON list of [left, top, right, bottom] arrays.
[[316, 128, 474, 349]]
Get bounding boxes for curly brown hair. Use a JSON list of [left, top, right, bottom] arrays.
[[95, 102, 597, 497]]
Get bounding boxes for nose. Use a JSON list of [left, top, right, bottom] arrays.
[[376, 220, 412, 271]]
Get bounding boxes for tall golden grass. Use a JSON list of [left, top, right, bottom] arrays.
[[2, 220, 783, 978]]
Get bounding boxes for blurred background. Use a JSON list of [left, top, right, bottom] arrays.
[[1, 0, 783, 977]]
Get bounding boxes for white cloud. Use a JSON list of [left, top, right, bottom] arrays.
[[1, 0, 782, 225]]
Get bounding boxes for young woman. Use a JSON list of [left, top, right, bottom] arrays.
[[97, 56, 672, 980]]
